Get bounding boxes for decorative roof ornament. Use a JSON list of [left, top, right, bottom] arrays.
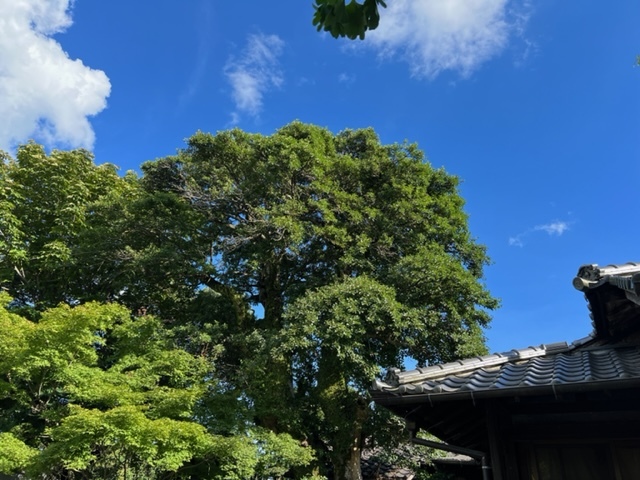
[[573, 262, 640, 338], [573, 262, 640, 300]]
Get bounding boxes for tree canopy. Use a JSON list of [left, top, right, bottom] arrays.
[[0, 122, 497, 479], [0, 296, 314, 478]]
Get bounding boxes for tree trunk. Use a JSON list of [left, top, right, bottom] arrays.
[[318, 349, 368, 480], [341, 443, 364, 480]]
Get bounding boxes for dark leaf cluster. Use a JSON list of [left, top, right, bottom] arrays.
[[313, 0, 387, 40]]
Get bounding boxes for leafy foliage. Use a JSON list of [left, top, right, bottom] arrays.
[[0, 144, 127, 311], [313, 0, 387, 40], [0, 432, 37, 473], [0, 122, 496, 479], [136, 122, 497, 478], [0, 295, 314, 478]]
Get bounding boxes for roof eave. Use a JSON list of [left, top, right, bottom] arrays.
[[372, 377, 640, 407]]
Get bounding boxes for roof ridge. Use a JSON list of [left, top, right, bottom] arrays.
[[386, 342, 573, 386], [372, 345, 640, 399]]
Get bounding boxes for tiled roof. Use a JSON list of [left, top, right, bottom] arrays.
[[373, 262, 640, 401], [373, 341, 640, 399]]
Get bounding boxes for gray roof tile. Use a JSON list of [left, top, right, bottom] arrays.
[[373, 262, 640, 401], [374, 345, 640, 398]]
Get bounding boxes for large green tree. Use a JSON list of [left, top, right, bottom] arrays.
[[138, 122, 497, 479]]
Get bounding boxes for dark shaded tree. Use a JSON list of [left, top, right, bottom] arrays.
[[313, 0, 387, 39]]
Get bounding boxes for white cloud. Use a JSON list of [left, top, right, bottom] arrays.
[[224, 33, 284, 120], [0, 0, 111, 151], [509, 220, 570, 247], [535, 221, 569, 236], [366, 0, 523, 78]]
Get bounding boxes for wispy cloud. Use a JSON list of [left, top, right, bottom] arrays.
[[509, 220, 570, 247], [508, 236, 525, 248], [178, 1, 213, 110], [534, 221, 569, 236], [224, 33, 284, 122], [509, 0, 537, 68], [0, 0, 111, 151], [338, 72, 356, 86], [364, 0, 530, 78]]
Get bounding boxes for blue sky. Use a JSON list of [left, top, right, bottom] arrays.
[[1, 0, 639, 354]]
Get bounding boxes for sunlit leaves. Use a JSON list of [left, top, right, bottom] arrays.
[[0, 433, 37, 473], [253, 429, 316, 478], [0, 144, 125, 309], [40, 405, 213, 477], [0, 296, 316, 478]]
